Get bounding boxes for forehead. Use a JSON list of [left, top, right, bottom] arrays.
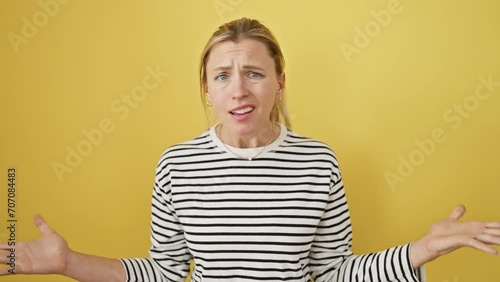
[[206, 39, 274, 69]]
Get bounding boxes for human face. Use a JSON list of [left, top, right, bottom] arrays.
[[205, 39, 284, 139]]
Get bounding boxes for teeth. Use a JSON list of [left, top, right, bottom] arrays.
[[231, 107, 253, 115]]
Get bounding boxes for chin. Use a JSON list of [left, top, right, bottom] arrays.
[[227, 122, 257, 136], [236, 125, 256, 136]]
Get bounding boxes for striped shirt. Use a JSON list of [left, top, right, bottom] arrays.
[[120, 123, 421, 282]]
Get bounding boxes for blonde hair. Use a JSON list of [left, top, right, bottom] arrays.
[[199, 17, 291, 128]]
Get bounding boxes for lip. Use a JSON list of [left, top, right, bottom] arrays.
[[229, 104, 255, 113], [229, 104, 255, 121]]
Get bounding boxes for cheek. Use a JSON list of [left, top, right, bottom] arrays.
[[263, 85, 278, 105], [256, 93, 276, 116], [210, 94, 229, 114], [207, 80, 231, 96], [206, 84, 222, 104], [206, 80, 216, 94]]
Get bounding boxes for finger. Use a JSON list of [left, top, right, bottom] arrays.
[[0, 252, 10, 264], [0, 267, 13, 276], [449, 205, 466, 221], [476, 233, 500, 245], [463, 237, 499, 255], [33, 214, 55, 236], [483, 228, 500, 237], [0, 249, 15, 264], [0, 243, 10, 250], [485, 222, 500, 228]]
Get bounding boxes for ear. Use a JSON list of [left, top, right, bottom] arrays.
[[204, 82, 209, 94], [277, 72, 286, 92], [204, 84, 211, 102]]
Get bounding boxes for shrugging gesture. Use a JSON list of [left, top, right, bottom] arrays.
[[411, 205, 500, 267]]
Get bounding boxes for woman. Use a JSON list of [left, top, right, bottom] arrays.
[[1, 17, 499, 282]]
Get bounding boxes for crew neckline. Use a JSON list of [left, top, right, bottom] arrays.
[[209, 123, 287, 160]]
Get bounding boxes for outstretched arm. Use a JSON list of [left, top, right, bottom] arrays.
[[411, 205, 500, 268], [0, 214, 126, 282], [309, 178, 421, 282], [1, 152, 192, 282], [310, 158, 500, 281]]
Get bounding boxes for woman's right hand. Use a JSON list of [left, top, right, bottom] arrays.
[[0, 214, 70, 276]]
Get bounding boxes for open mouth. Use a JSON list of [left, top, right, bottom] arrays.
[[230, 106, 255, 115]]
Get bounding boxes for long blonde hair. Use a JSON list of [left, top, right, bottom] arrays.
[[199, 17, 291, 128]]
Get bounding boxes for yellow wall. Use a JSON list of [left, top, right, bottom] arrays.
[[1, 0, 499, 281]]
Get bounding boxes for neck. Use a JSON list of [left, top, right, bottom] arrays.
[[218, 122, 278, 148]]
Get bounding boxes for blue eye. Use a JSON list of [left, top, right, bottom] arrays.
[[216, 74, 228, 81], [249, 72, 262, 78]]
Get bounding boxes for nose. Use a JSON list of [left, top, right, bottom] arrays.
[[231, 74, 248, 99]]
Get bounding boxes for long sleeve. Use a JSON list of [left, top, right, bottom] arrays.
[[309, 174, 419, 282], [120, 157, 192, 282], [117, 126, 425, 281]]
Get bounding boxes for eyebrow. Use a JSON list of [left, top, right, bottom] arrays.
[[212, 65, 266, 72]]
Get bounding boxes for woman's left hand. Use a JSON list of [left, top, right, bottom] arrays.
[[411, 205, 500, 268]]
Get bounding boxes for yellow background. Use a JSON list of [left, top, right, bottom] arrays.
[[1, 0, 499, 281]]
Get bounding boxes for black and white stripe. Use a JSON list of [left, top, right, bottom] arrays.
[[120, 124, 420, 282]]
